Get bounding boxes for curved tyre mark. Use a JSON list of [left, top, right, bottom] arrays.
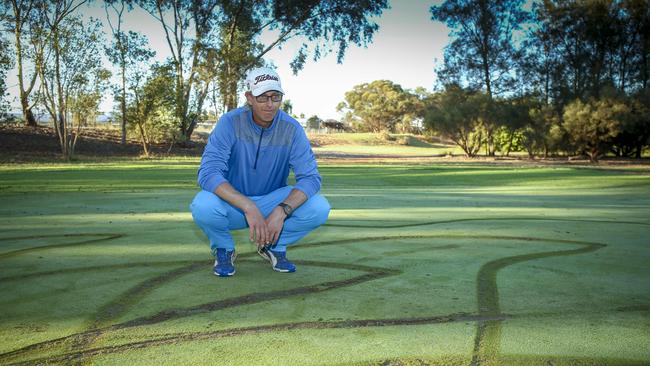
[[470, 239, 606, 366], [0, 225, 623, 366], [325, 217, 650, 229], [8, 313, 507, 366], [0, 233, 124, 259]]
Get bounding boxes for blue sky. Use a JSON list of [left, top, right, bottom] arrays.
[[6, 1, 449, 121]]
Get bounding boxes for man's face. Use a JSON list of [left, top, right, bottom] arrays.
[[246, 90, 283, 126]]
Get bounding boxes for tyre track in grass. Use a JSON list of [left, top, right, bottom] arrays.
[[469, 238, 606, 366], [0, 233, 124, 259], [0, 255, 402, 363], [1, 219, 626, 365], [325, 217, 650, 229]]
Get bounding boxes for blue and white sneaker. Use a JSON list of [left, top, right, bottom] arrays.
[[257, 247, 296, 273], [213, 248, 236, 277]]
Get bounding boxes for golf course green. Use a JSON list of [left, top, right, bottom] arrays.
[[1, 160, 649, 365]]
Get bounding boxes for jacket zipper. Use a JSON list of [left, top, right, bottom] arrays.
[[253, 128, 264, 169]]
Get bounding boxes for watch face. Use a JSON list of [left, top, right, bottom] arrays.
[[283, 205, 292, 216]]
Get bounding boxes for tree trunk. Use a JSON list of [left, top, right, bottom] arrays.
[[121, 60, 127, 144], [505, 130, 515, 156], [13, 5, 38, 128], [588, 146, 599, 163], [137, 121, 149, 157], [21, 97, 37, 127]]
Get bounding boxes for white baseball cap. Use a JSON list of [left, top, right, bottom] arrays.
[[246, 67, 284, 96]]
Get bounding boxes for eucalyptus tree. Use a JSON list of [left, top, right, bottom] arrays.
[[619, 0, 650, 91], [37, 1, 108, 159], [126, 62, 177, 156], [138, 0, 388, 144], [430, 0, 528, 98], [0, 36, 12, 113], [105, 0, 156, 145], [1, 0, 42, 126], [563, 98, 630, 162], [431, 0, 528, 155], [337, 80, 423, 133], [424, 85, 488, 157], [106, 30, 154, 150]]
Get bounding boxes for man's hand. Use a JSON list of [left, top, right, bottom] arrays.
[[265, 206, 287, 246], [243, 204, 268, 247]]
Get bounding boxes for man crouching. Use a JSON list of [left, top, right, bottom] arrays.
[[190, 66, 330, 277]]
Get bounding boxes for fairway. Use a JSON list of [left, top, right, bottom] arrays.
[[0, 160, 649, 365]]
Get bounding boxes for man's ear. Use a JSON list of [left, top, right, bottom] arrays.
[[244, 91, 253, 105]]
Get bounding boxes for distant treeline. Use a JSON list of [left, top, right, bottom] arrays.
[[337, 1, 650, 162], [2, 1, 648, 162], [0, 0, 389, 159]]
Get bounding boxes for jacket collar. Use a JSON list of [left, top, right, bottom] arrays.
[[247, 107, 282, 133]]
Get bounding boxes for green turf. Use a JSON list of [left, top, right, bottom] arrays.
[[0, 159, 649, 365]]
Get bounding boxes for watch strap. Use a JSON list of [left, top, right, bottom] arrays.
[[278, 202, 293, 218]]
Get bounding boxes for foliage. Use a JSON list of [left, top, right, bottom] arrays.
[[428, 0, 650, 159], [431, 0, 528, 98], [524, 104, 560, 158], [523, 1, 650, 105], [563, 98, 630, 162], [424, 85, 487, 157], [337, 80, 425, 133], [611, 90, 650, 158], [306, 115, 321, 130], [0, 35, 13, 113], [1, 0, 41, 126], [493, 125, 525, 155], [105, 0, 156, 144], [281, 99, 294, 116], [125, 62, 178, 155], [38, 5, 108, 160], [69, 68, 111, 127], [136, 0, 388, 143]]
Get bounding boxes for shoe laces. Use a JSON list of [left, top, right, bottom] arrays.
[[271, 250, 289, 262], [216, 249, 232, 264]]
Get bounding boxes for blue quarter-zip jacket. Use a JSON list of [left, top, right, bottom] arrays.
[[197, 106, 321, 198]]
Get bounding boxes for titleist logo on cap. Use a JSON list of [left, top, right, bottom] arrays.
[[254, 74, 279, 85]]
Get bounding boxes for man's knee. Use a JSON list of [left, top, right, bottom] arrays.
[[303, 194, 330, 227], [190, 190, 227, 225]]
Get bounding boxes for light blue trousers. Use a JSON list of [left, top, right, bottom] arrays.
[[190, 185, 330, 255]]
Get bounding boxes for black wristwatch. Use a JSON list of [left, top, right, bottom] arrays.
[[278, 203, 293, 218]]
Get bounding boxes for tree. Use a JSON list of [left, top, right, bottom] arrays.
[[424, 85, 486, 157], [137, 0, 221, 145], [528, 1, 643, 105], [37, 2, 107, 159], [139, 0, 388, 143], [492, 97, 532, 156], [431, 0, 528, 155], [563, 98, 629, 162], [306, 115, 321, 130], [126, 62, 177, 156], [281, 99, 293, 116], [69, 68, 111, 128], [336, 80, 423, 133], [105, 29, 155, 144], [431, 0, 528, 98], [0, 34, 13, 113], [611, 89, 650, 158], [2, 0, 42, 127], [524, 104, 559, 158], [105, 0, 155, 145], [214, 1, 264, 111]]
